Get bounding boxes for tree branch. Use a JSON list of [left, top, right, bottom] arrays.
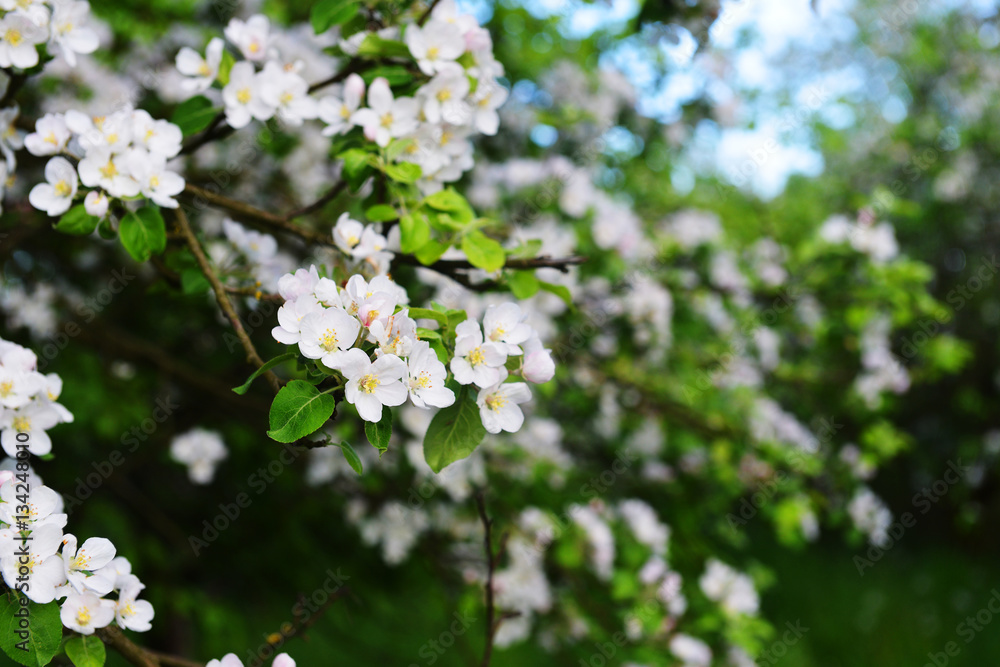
[[417, 0, 442, 25], [97, 625, 205, 667], [474, 490, 504, 667], [245, 586, 351, 667], [173, 207, 282, 392], [284, 180, 348, 221], [182, 183, 334, 247]]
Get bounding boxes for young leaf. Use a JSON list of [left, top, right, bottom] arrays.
[[365, 204, 398, 222], [424, 188, 474, 223], [119, 206, 166, 262], [415, 239, 449, 265], [407, 307, 449, 327], [462, 231, 506, 272], [399, 212, 431, 253], [385, 162, 421, 184], [0, 593, 62, 667], [54, 205, 99, 236], [64, 635, 106, 667], [356, 34, 411, 58], [267, 380, 336, 443], [232, 352, 297, 395], [423, 387, 486, 472], [539, 281, 573, 308], [170, 95, 217, 137], [311, 0, 359, 34], [508, 270, 540, 299], [364, 407, 392, 454], [217, 50, 236, 86], [361, 65, 413, 86], [334, 440, 363, 474]]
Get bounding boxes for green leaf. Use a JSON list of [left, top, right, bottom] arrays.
[[334, 440, 363, 474], [365, 204, 398, 222], [385, 161, 422, 184], [64, 635, 106, 667], [267, 380, 336, 443], [361, 65, 413, 87], [510, 239, 543, 259], [424, 188, 474, 223], [462, 231, 506, 272], [385, 138, 416, 162], [357, 34, 411, 58], [217, 50, 236, 87], [0, 593, 62, 667], [423, 387, 486, 473], [364, 407, 392, 454], [339, 148, 375, 187], [119, 206, 166, 262], [508, 270, 540, 299], [311, 0, 359, 34], [233, 352, 297, 395], [416, 327, 442, 341], [399, 212, 431, 254], [407, 307, 449, 326], [539, 281, 573, 308], [54, 205, 99, 236], [170, 95, 217, 137], [415, 239, 449, 265], [179, 268, 210, 295]]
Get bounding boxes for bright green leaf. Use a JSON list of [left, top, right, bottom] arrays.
[[365, 204, 398, 222], [64, 635, 106, 667], [385, 162, 422, 184], [54, 205, 99, 236], [508, 270, 540, 299], [357, 34, 411, 58], [267, 380, 336, 443], [415, 239, 449, 265], [400, 212, 431, 254], [462, 230, 506, 272], [217, 50, 236, 87], [407, 308, 449, 326]]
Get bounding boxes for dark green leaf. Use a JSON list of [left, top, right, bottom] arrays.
[[233, 352, 297, 395], [423, 387, 486, 473], [119, 206, 166, 262], [334, 440, 363, 474], [539, 281, 573, 308], [364, 407, 392, 454], [311, 0, 359, 34], [0, 593, 61, 667], [267, 380, 336, 443], [170, 95, 217, 137]]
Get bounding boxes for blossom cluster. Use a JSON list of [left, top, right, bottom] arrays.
[[0, 338, 72, 457], [0, 338, 153, 636], [25, 105, 185, 216], [271, 267, 553, 432], [208, 653, 295, 667], [0, 0, 99, 70]]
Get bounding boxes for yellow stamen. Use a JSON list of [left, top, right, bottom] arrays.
[[237, 88, 252, 104], [55, 180, 71, 197], [359, 374, 380, 393], [320, 329, 338, 352], [12, 416, 30, 432], [486, 393, 508, 411], [468, 347, 485, 367]]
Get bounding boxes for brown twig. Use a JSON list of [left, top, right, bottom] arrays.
[[417, 0, 442, 25], [173, 208, 281, 392], [97, 625, 205, 667], [245, 586, 351, 667], [284, 180, 348, 221], [179, 112, 228, 156], [182, 184, 334, 247], [474, 490, 505, 667]]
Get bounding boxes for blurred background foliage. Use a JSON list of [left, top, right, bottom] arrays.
[[4, 0, 1000, 664]]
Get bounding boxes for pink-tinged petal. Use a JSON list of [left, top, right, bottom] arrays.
[[367, 77, 393, 113]]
